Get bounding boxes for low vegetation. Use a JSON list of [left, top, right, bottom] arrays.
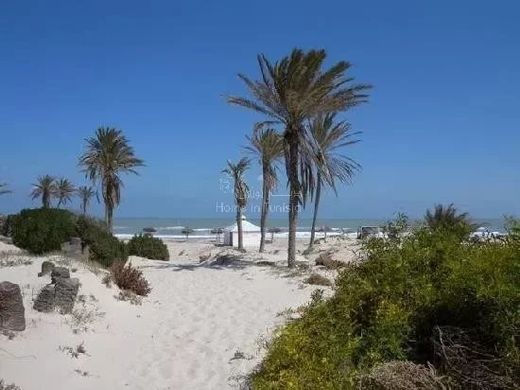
[[251, 215, 519, 389], [76, 215, 127, 267], [304, 273, 331, 286], [110, 262, 151, 296], [11, 208, 76, 254], [0, 380, 20, 390], [127, 234, 169, 261]]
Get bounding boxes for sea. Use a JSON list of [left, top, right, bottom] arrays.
[[113, 217, 506, 239]]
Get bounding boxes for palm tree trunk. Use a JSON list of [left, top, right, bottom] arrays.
[[286, 131, 299, 268], [237, 207, 244, 250], [259, 163, 269, 253], [105, 204, 114, 232], [82, 201, 87, 215], [43, 192, 49, 208], [309, 174, 322, 249]]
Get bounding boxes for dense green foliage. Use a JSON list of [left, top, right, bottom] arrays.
[[11, 208, 77, 254], [127, 234, 169, 261], [251, 227, 519, 389], [76, 215, 128, 267]]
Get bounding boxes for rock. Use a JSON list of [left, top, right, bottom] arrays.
[[38, 261, 55, 277], [51, 267, 70, 283], [33, 284, 56, 313], [34, 277, 80, 314], [54, 278, 79, 314], [0, 281, 26, 331]]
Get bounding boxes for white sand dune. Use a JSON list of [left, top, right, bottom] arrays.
[[0, 238, 345, 389]]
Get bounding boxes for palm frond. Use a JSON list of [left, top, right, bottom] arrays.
[[55, 177, 76, 207], [78, 127, 144, 208], [0, 183, 11, 196], [223, 158, 251, 208], [229, 48, 371, 201]]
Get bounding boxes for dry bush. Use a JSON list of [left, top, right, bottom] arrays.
[[434, 326, 518, 389], [315, 252, 345, 269], [110, 262, 151, 296], [359, 361, 448, 389], [59, 342, 87, 358], [101, 273, 112, 288], [0, 380, 20, 390], [304, 273, 331, 286], [115, 290, 143, 305], [0, 252, 32, 268]]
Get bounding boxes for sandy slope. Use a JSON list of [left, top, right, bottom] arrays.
[[0, 237, 352, 390]]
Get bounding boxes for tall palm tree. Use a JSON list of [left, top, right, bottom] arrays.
[[77, 185, 95, 215], [222, 158, 250, 251], [229, 48, 370, 266], [31, 175, 56, 208], [79, 127, 144, 232], [55, 178, 76, 208], [245, 126, 283, 252], [308, 114, 360, 249], [0, 183, 11, 196]]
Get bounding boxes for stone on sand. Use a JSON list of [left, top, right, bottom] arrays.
[[0, 281, 26, 331]]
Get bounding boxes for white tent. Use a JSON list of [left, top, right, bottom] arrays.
[[224, 215, 261, 232], [223, 216, 261, 246]]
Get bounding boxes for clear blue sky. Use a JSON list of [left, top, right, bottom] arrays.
[[0, 0, 518, 219]]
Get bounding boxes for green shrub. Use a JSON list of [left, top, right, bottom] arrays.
[[76, 216, 127, 267], [11, 208, 77, 254], [251, 225, 520, 389], [127, 234, 169, 260]]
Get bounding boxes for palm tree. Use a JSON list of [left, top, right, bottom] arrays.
[[79, 127, 144, 232], [245, 126, 284, 252], [55, 178, 76, 208], [229, 48, 370, 267], [77, 185, 95, 215], [0, 183, 11, 196], [308, 114, 360, 249], [31, 175, 56, 208], [222, 158, 250, 251], [425, 204, 475, 239]]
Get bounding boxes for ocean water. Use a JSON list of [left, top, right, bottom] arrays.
[[113, 217, 506, 238]]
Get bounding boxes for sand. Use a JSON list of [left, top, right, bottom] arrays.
[[0, 236, 359, 389]]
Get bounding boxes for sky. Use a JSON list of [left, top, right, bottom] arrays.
[[0, 0, 519, 220]]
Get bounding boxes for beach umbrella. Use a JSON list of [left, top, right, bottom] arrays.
[[268, 227, 282, 242], [211, 227, 224, 242], [317, 225, 332, 241], [182, 227, 194, 240]]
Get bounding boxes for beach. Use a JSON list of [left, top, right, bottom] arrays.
[[0, 235, 358, 389]]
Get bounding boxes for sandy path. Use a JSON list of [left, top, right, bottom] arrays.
[[1, 251, 315, 390]]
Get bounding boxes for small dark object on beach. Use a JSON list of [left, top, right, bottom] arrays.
[[315, 253, 345, 269], [304, 273, 332, 286]]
